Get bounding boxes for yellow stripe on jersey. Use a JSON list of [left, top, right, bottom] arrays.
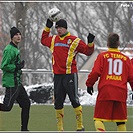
[[50, 35, 56, 73], [50, 35, 56, 53], [59, 32, 71, 40], [66, 38, 80, 74]]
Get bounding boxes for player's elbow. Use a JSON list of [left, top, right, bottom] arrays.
[[41, 38, 44, 45], [86, 49, 94, 56]]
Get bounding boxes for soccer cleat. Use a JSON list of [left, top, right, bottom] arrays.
[[77, 127, 85, 131], [21, 129, 29, 131]]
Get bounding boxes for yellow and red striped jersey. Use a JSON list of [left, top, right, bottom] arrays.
[[41, 28, 94, 74]]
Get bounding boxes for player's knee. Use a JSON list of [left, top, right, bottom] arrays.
[[54, 101, 64, 109], [3, 106, 12, 111], [54, 105, 63, 110], [26, 99, 31, 109], [21, 99, 31, 109], [71, 102, 80, 108], [116, 122, 125, 126]]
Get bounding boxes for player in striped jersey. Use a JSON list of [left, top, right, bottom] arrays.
[[41, 18, 95, 131]]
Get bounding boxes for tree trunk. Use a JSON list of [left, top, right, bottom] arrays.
[[15, 2, 27, 61]]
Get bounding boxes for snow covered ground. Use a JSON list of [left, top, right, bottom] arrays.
[[0, 83, 133, 106]]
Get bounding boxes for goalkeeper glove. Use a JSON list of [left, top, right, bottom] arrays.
[[46, 19, 53, 28], [87, 86, 94, 95], [87, 33, 95, 43], [15, 60, 25, 70]]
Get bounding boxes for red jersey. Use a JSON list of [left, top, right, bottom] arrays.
[[130, 58, 133, 88], [41, 28, 94, 74], [131, 58, 133, 64], [86, 48, 133, 102]]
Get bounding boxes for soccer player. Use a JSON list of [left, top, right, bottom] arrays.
[[41, 18, 95, 131], [0, 27, 31, 131], [130, 58, 133, 97], [86, 33, 133, 131]]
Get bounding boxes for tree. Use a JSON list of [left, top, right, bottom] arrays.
[[0, 2, 132, 85]]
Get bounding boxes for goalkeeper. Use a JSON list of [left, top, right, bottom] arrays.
[[41, 17, 95, 131], [86, 33, 133, 131]]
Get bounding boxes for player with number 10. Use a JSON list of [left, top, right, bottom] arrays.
[[86, 33, 133, 131]]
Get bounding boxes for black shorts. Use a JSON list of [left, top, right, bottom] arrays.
[[54, 73, 80, 109], [0, 84, 30, 111]]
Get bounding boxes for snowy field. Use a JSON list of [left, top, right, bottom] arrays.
[[0, 83, 132, 106]]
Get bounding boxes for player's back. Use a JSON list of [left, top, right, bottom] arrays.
[[97, 49, 132, 102]]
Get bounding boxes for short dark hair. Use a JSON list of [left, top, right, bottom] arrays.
[[107, 33, 119, 48]]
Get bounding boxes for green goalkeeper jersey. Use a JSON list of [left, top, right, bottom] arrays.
[[0, 41, 22, 87]]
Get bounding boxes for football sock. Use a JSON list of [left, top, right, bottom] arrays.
[[55, 108, 64, 131], [74, 105, 84, 130], [117, 124, 126, 131], [95, 120, 106, 131]]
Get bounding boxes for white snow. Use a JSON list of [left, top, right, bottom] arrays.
[[0, 83, 132, 106]]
